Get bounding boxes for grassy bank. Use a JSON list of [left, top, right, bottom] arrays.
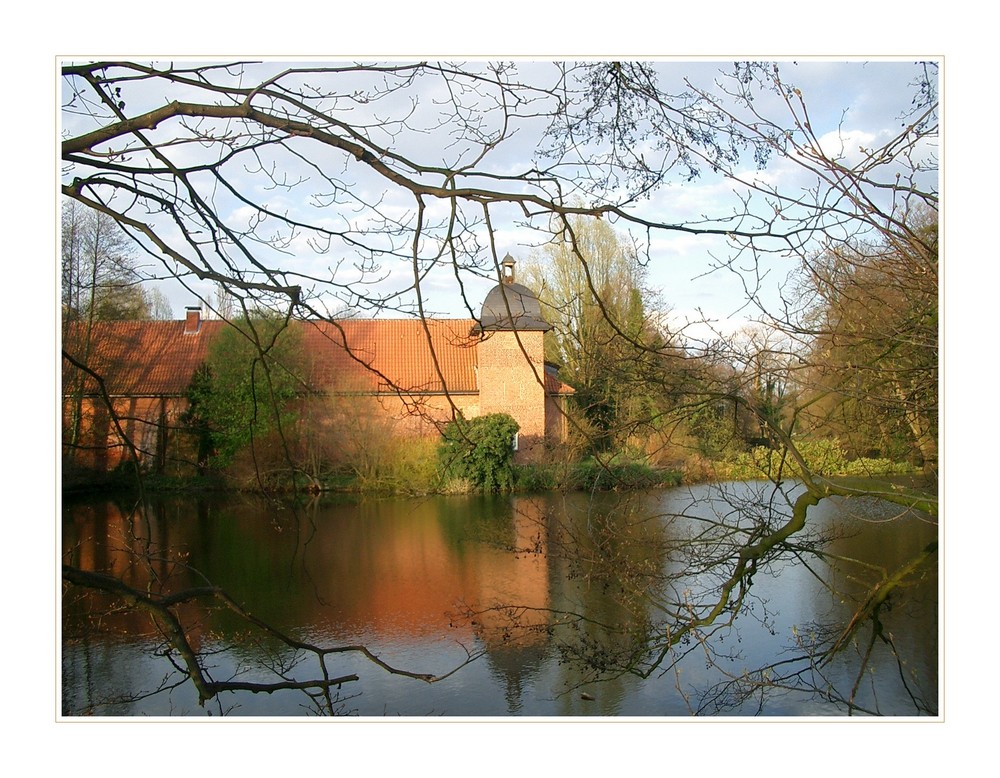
[[63, 436, 919, 499]]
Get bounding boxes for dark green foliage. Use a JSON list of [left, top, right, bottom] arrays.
[[570, 458, 679, 491], [181, 315, 303, 470], [439, 414, 520, 493], [687, 401, 744, 460], [512, 464, 561, 492], [181, 363, 216, 473], [513, 458, 680, 492]]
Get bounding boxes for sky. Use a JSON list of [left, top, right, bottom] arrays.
[[60, 58, 937, 347]]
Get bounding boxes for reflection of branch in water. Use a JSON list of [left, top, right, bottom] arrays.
[[63, 565, 482, 715], [639, 481, 936, 713], [693, 537, 938, 716], [472, 482, 935, 715], [457, 486, 821, 696], [834, 539, 938, 714], [638, 487, 821, 678], [824, 540, 937, 664]]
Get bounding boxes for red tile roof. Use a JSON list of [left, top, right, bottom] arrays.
[[63, 319, 224, 397], [300, 319, 479, 394], [63, 317, 573, 398]]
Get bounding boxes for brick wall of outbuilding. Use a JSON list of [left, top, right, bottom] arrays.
[[63, 396, 184, 476], [476, 329, 548, 462]]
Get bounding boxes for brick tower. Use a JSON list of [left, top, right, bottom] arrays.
[[474, 254, 552, 461]]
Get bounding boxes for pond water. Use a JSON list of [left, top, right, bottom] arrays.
[[61, 481, 938, 717]]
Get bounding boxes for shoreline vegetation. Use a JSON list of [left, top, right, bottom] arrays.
[[64, 407, 931, 499], [63, 440, 928, 501]]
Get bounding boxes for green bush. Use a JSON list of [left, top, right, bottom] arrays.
[[840, 457, 915, 477], [714, 438, 914, 480], [510, 452, 680, 493], [795, 439, 847, 474], [513, 464, 560, 492], [320, 435, 442, 495], [439, 414, 520, 493], [571, 458, 679, 491]]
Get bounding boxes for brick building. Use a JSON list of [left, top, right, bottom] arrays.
[[62, 256, 573, 473]]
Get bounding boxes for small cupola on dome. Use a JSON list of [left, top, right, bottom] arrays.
[[474, 253, 551, 332], [502, 254, 516, 284]]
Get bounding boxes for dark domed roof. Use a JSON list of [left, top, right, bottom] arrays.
[[475, 255, 550, 332], [477, 281, 550, 331]]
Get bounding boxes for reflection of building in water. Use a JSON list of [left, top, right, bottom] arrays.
[[467, 498, 553, 713], [64, 494, 561, 713], [300, 496, 555, 710], [291, 497, 553, 660], [62, 499, 211, 651], [483, 636, 551, 715]]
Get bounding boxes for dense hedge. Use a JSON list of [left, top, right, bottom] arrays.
[[438, 414, 520, 493]]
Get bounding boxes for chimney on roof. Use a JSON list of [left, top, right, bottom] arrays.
[[184, 306, 202, 335], [502, 253, 516, 284]]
